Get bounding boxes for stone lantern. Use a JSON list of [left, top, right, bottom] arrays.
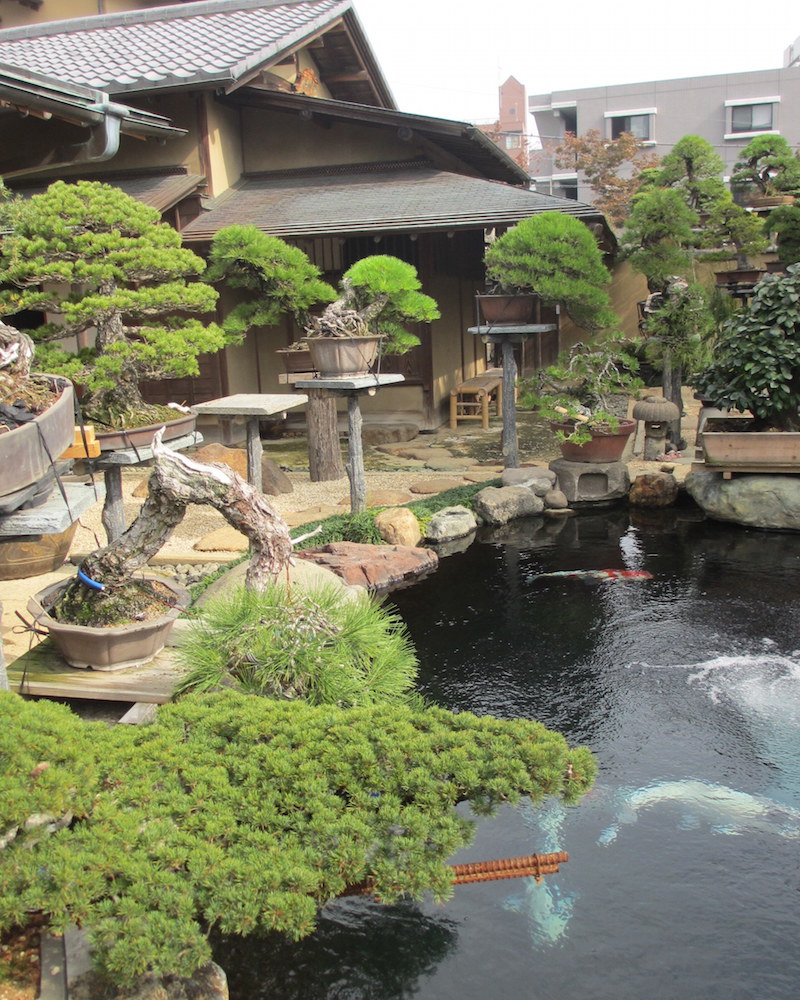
[[632, 396, 681, 460]]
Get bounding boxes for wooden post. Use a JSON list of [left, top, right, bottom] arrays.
[[306, 388, 345, 482], [244, 416, 262, 490], [102, 467, 126, 541], [346, 392, 366, 513], [501, 338, 519, 468]]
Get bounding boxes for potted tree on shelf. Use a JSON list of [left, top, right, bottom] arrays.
[[302, 254, 439, 377], [481, 212, 618, 332], [693, 263, 800, 467], [518, 340, 642, 462], [205, 225, 336, 375], [0, 181, 233, 448], [730, 135, 800, 209]]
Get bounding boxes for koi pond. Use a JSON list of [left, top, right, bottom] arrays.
[[215, 504, 800, 1000]]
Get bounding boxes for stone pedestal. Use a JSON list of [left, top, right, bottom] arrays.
[[549, 458, 630, 505]]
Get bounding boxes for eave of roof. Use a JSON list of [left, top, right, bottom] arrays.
[[0, 0, 395, 107], [222, 89, 531, 186], [7, 169, 207, 213], [0, 61, 184, 138], [179, 164, 609, 242]]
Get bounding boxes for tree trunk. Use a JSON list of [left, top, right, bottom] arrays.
[[306, 388, 345, 481], [661, 350, 685, 449], [79, 429, 293, 594]]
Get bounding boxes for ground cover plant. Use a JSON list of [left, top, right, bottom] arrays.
[[0, 691, 595, 988]]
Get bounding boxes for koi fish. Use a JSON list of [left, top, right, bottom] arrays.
[[532, 569, 653, 582]]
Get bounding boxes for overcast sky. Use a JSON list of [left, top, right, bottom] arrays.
[[352, 0, 800, 126]]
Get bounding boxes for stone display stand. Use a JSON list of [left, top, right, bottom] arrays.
[[549, 458, 630, 505], [295, 374, 404, 512], [0, 479, 104, 538], [95, 431, 202, 542], [469, 325, 557, 468], [191, 394, 308, 489]]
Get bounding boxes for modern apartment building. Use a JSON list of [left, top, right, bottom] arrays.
[[527, 39, 800, 202]]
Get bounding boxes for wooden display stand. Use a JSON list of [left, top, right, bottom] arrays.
[[449, 370, 503, 430]]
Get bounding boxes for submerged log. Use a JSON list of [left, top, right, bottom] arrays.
[[79, 428, 293, 593]]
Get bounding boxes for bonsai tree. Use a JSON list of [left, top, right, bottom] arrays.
[[730, 135, 800, 199], [694, 264, 800, 431], [0, 180, 230, 428], [765, 201, 800, 265], [519, 338, 641, 445], [483, 212, 617, 332], [205, 224, 336, 338], [306, 254, 439, 356], [656, 135, 727, 213]]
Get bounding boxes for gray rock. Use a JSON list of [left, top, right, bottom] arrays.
[[71, 962, 228, 1000], [425, 505, 478, 542], [544, 488, 569, 509], [473, 486, 544, 525], [549, 458, 630, 505], [501, 467, 556, 496], [685, 469, 800, 530]]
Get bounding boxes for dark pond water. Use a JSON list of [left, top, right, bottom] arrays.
[[215, 505, 800, 1000]]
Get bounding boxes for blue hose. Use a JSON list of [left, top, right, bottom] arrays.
[[77, 568, 104, 591]]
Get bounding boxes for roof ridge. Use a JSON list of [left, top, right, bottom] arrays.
[[0, 0, 348, 41]]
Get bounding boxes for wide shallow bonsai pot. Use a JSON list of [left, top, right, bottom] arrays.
[[304, 336, 380, 378], [550, 419, 636, 463], [476, 294, 534, 325], [95, 413, 196, 452], [28, 575, 190, 671], [0, 375, 75, 514], [701, 418, 800, 467], [276, 346, 314, 374]]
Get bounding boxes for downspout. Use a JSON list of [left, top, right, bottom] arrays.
[[1, 98, 129, 178]]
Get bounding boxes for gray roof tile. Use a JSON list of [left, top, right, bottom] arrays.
[[0, 0, 348, 93], [180, 165, 603, 241]]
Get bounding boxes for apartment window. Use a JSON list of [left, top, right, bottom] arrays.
[[725, 97, 779, 139], [732, 103, 772, 133], [604, 108, 656, 143], [504, 134, 522, 150]]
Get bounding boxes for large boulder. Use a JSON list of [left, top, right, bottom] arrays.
[[685, 469, 800, 530], [628, 472, 679, 508], [71, 962, 228, 1000], [374, 507, 422, 547], [298, 542, 438, 590], [425, 505, 478, 542], [473, 486, 544, 525]]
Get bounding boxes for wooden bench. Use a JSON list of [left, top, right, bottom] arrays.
[[450, 371, 503, 430]]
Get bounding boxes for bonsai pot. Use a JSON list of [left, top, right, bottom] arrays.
[[276, 346, 314, 374], [304, 336, 380, 378], [28, 575, 190, 670], [476, 294, 534, 325], [701, 418, 800, 467], [550, 419, 636, 463], [748, 194, 795, 209], [715, 268, 765, 287], [0, 523, 78, 581], [0, 376, 75, 515], [95, 413, 196, 452]]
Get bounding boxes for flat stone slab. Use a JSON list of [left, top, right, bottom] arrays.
[[337, 489, 414, 507], [191, 393, 307, 416], [283, 504, 348, 527], [193, 525, 249, 552], [0, 480, 104, 537], [295, 374, 404, 391], [298, 542, 438, 590], [409, 477, 465, 494]]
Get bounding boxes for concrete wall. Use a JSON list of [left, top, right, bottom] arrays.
[[530, 67, 800, 203]]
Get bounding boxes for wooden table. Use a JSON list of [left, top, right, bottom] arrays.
[[295, 375, 404, 512], [191, 394, 308, 489]]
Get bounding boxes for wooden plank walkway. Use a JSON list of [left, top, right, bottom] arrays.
[[6, 621, 189, 704]]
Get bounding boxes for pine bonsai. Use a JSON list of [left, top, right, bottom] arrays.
[[205, 225, 336, 337], [0, 180, 231, 428], [306, 254, 440, 356], [483, 212, 617, 332], [731, 135, 800, 198]]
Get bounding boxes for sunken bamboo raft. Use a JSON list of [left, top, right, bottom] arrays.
[[343, 851, 569, 898]]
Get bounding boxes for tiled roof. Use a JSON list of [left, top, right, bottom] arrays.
[[9, 170, 206, 213], [0, 0, 352, 94], [180, 165, 604, 241]]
